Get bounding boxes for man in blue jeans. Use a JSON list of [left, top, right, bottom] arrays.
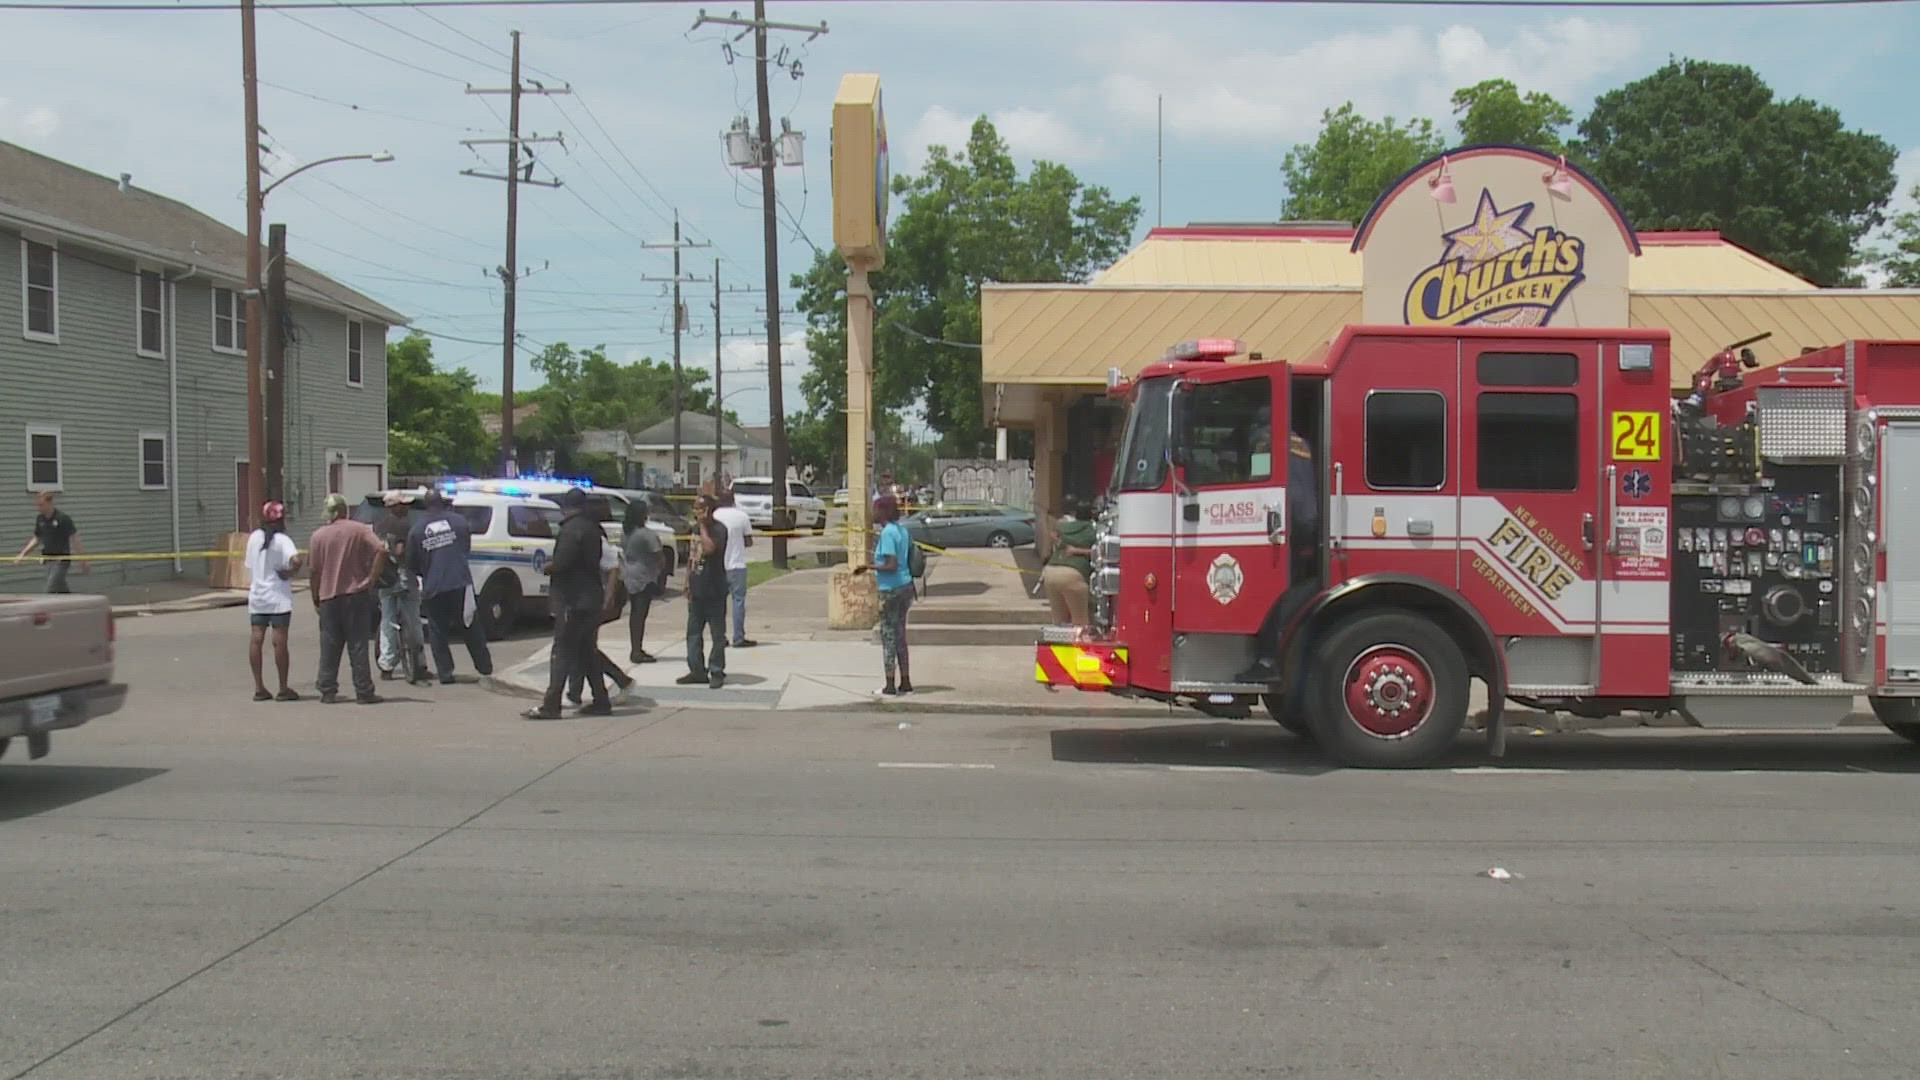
[[712, 486, 755, 647]]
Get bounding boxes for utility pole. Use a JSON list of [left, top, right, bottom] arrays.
[[642, 214, 709, 486], [696, 2, 824, 568], [713, 258, 723, 471], [265, 223, 288, 501], [241, 0, 265, 522], [462, 30, 566, 478]]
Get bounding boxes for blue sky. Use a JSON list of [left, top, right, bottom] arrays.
[[2, 0, 1916, 426]]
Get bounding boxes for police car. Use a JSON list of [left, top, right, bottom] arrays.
[[447, 477, 680, 578], [356, 487, 567, 640]]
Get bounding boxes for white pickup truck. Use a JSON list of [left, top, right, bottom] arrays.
[[0, 593, 127, 761]]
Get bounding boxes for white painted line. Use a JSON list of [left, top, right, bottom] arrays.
[[1168, 765, 1260, 773], [876, 762, 996, 770], [1450, 767, 1571, 775]]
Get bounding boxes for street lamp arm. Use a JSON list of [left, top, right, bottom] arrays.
[[261, 152, 395, 201]]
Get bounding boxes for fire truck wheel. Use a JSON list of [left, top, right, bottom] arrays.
[[1868, 697, 1920, 745], [1261, 694, 1315, 741], [1307, 611, 1468, 768]]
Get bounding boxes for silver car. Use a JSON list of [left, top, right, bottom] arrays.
[[902, 503, 1037, 549]]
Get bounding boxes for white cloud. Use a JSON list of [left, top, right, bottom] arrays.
[[1093, 17, 1642, 145], [903, 104, 1104, 171], [0, 99, 61, 139]]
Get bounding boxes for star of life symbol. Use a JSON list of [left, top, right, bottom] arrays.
[[1207, 553, 1244, 605], [1623, 468, 1652, 499]]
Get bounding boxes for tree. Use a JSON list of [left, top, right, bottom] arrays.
[[386, 333, 490, 476], [792, 116, 1140, 452], [1573, 58, 1899, 286], [1880, 183, 1920, 287], [1280, 104, 1444, 223], [519, 342, 734, 445], [1452, 79, 1573, 152]]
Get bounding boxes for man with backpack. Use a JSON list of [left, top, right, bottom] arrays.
[[863, 494, 916, 698]]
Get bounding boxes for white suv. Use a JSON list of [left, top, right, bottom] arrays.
[[359, 488, 568, 640], [449, 478, 679, 578], [731, 477, 828, 531]]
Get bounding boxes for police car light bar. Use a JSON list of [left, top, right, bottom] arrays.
[[1164, 338, 1245, 362]]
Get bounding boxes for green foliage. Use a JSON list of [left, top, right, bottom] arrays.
[[1572, 58, 1899, 286], [1879, 183, 1920, 287], [792, 116, 1140, 450], [1452, 79, 1573, 152], [1280, 104, 1444, 224], [386, 333, 491, 476], [520, 341, 735, 444], [569, 452, 626, 488]]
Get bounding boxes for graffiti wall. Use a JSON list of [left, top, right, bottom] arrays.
[[936, 459, 1034, 510]]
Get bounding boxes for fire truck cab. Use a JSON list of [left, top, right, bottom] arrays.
[[1035, 326, 1920, 768]]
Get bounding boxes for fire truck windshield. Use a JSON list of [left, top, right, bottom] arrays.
[[1115, 376, 1173, 493]]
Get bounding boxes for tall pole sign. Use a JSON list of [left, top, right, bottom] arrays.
[[831, 73, 888, 569]]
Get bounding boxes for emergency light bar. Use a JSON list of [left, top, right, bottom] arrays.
[[1163, 338, 1245, 362]]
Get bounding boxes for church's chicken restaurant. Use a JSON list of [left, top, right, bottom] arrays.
[[980, 146, 1920, 534]]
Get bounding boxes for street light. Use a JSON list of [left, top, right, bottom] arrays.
[[247, 149, 395, 507], [261, 151, 395, 201]]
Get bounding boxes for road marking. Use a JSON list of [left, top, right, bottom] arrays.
[[876, 761, 995, 770], [1450, 767, 1571, 775], [1167, 765, 1260, 773]]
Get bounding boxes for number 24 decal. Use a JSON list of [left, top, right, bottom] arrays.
[[1611, 411, 1661, 461]]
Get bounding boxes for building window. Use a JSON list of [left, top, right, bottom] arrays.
[[212, 287, 246, 354], [21, 239, 58, 342], [1478, 393, 1580, 491], [1477, 352, 1578, 388], [26, 425, 62, 491], [139, 432, 169, 490], [347, 321, 365, 387], [136, 269, 165, 358], [1182, 378, 1274, 487], [1365, 391, 1447, 490]]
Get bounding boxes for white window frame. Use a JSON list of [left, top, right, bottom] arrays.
[[135, 266, 166, 359], [347, 320, 365, 388], [26, 424, 62, 493], [211, 287, 246, 356], [20, 238, 59, 344], [138, 431, 169, 491]]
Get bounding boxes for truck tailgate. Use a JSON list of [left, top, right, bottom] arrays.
[[0, 594, 114, 702]]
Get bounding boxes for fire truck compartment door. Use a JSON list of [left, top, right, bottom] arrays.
[[1172, 372, 1289, 635], [1458, 341, 1604, 692], [1882, 423, 1920, 677]]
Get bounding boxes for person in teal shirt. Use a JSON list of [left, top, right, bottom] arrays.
[[867, 495, 915, 696]]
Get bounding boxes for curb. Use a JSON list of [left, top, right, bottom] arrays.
[[111, 592, 249, 619]]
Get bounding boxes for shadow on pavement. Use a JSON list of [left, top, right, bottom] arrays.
[[1053, 721, 1920, 774], [1051, 722, 1336, 775], [0, 765, 168, 821], [921, 580, 990, 598]]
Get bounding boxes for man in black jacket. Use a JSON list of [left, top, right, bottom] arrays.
[[525, 488, 610, 720]]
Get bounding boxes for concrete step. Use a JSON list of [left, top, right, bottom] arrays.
[[908, 625, 1045, 647], [910, 605, 1052, 626]]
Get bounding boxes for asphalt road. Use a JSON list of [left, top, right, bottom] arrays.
[[3, 607, 1919, 1078]]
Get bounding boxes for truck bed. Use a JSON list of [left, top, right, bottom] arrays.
[[0, 594, 125, 755]]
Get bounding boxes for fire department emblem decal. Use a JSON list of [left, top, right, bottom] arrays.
[[1207, 553, 1244, 604]]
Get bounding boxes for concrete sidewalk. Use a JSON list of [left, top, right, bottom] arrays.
[[485, 554, 1177, 717]]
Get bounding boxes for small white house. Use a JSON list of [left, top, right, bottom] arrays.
[[629, 412, 770, 490]]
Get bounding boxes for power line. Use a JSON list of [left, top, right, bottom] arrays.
[[6, 0, 1916, 10], [280, 185, 491, 269], [274, 10, 471, 83], [327, 0, 505, 73], [308, 174, 497, 252], [259, 79, 475, 129]]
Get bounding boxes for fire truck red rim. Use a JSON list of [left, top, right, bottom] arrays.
[[1342, 645, 1436, 740]]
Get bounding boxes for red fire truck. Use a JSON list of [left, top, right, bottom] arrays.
[[1034, 326, 1920, 768]]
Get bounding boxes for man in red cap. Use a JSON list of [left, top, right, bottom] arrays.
[[245, 500, 304, 702]]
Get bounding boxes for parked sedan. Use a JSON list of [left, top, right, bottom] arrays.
[[902, 503, 1037, 549]]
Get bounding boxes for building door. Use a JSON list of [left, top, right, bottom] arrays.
[[344, 462, 385, 502], [235, 461, 252, 532]]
